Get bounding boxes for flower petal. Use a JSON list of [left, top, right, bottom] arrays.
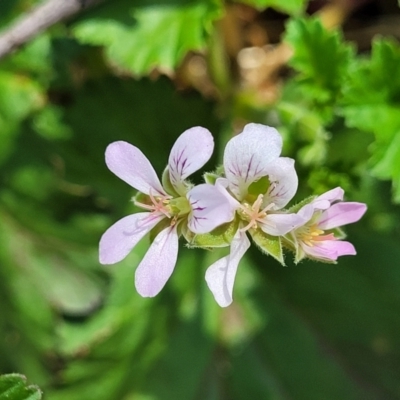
[[224, 123, 282, 200], [187, 184, 236, 234], [302, 240, 356, 261], [262, 157, 298, 209], [215, 178, 242, 209], [259, 212, 303, 236], [318, 202, 367, 230], [314, 187, 344, 206], [135, 225, 179, 297], [106, 141, 165, 195], [297, 204, 315, 223], [168, 127, 214, 195], [99, 212, 164, 264], [205, 231, 250, 307]]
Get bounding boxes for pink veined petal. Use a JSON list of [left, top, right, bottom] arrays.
[[318, 202, 367, 230], [187, 184, 236, 234], [168, 127, 214, 195], [105, 141, 166, 196], [205, 231, 250, 307], [259, 212, 303, 236], [99, 212, 164, 264], [262, 157, 298, 209], [314, 187, 344, 205], [224, 123, 282, 200], [135, 225, 179, 297], [302, 240, 356, 261]]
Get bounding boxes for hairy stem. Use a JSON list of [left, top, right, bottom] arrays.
[[0, 0, 105, 60]]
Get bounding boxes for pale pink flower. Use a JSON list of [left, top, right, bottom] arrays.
[[205, 123, 301, 307], [99, 127, 234, 297], [288, 187, 367, 262]]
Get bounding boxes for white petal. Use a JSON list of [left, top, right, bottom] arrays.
[[295, 204, 315, 225], [260, 212, 303, 236], [105, 141, 166, 195], [135, 225, 179, 297], [224, 123, 282, 199], [99, 212, 164, 264], [187, 184, 236, 234], [262, 157, 298, 209], [215, 178, 242, 208], [168, 127, 214, 195], [205, 231, 250, 307]]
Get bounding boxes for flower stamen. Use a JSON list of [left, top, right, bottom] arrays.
[[298, 223, 335, 246], [238, 194, 276, 232], [134, 189, 172, 218]]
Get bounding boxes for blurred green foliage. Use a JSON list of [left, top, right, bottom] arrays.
[[1, 0, 400, 399], [0, 373, 42, 399]]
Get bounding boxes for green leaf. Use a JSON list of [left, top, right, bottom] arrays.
[[0, 70, 44, 165], [284, 17, 353, 103], [32, 105, 72, 140], [342, 39, 400, 107], [235, 0, 306, 14], [73, 0, 223, 76], [0, 374, 42, 400], [250, 228, 284, 264], [341, 38, 400, 202]]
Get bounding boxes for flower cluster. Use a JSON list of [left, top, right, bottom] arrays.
[[99, 124, 367, 306]]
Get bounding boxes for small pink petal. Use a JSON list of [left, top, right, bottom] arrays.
[[168, 127, 214, 195], [318, 202, 367, 230], [302, 240, 356, 261], [99, 212, 164, 264], [224, 123, 282, 200], [187, 184, 236, 234], [260, 212, 303, 236], [314, 187, 344, 204], [262, 157, 298, 209], [135, 225, 179, 297], [311, 199, 331, 210], [205, 231, 250, 307], [106, 141, 166, 195], [296, 204, 315, 223]]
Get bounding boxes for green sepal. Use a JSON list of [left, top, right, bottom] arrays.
[[294, 243, 306, 264], [286, 195, 317, 213], [332, 226, 346, 240], [281, 231, 303, 264], [162, 167, 180, 197], [281, 231, 297, 252], [250, 228, 285, 265], [186, 218, 239, 248], [149, 218, 171, 242], [247, 176, 270, 197], [169, 196, 191, 217], [203, 172, 219, 185], [203, 165, 225, 185], [0, 373, 42, 400], [133, 191, 151, 208]]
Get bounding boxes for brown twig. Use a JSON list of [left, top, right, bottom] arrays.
[[0, 0, 105, 60]]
